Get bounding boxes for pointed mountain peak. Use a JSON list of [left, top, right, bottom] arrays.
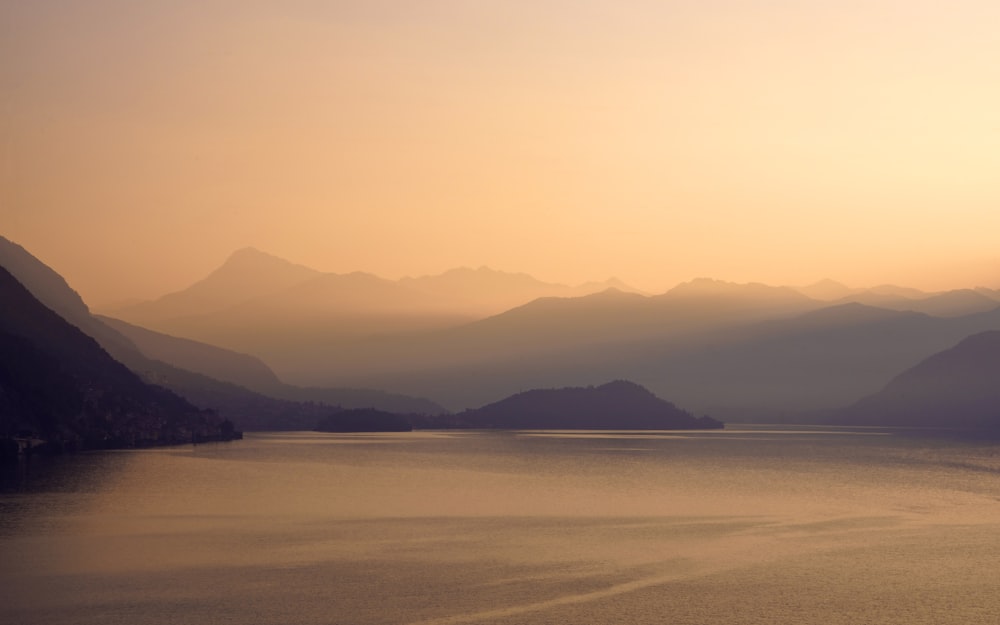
[[218, 247, 317, 272], [112, 248, 324, 323], [582, 286, 644, 301], [203, 248, 323, 286], [572, 276, 645, 295]]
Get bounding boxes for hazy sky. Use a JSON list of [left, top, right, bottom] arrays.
[[4, 0, 1000, 306]]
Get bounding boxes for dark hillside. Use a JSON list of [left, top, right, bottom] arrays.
[[459, 380, 721, 430], [0, 266, 229, 450]]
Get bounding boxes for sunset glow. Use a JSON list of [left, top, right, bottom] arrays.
[[4, 1, 999, 306]]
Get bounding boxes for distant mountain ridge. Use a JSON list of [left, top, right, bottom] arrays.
[[270, 278, 827, 389], [313, 300, 1000, 418], [790, 281, 1000, 317], [96, 315, 284, 391], [830, 331, 1000, 428], [113, 247, 323, 324], [104, 249, 644, 354], [12, 237, 999, 429]]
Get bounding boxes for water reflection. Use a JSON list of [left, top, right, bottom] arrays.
[[3, 428, 1000, 625]]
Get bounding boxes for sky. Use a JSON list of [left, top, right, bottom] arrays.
[[3, 0, 1000, 307]]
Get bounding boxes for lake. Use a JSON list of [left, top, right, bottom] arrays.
[[3, 426, 1000, 624]]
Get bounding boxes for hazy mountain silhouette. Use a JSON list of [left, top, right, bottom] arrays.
[[831, 288, 999, 317], [107, 249, 643, 357], [269, 279, 825, 388], [618, 302, 1000, 420], [11, 236, 997, 426], [890, 289, 999, 317], [151, 270, 474, 356], [830, 331, 1000, 428], [97, 315, 283, 391], [398, 266, 643, 313], [0, 241, 328, 430], [661, 278, 815, 305], [310, 300, 1000, 418], [112, 247, 322, 325], [791, 278, 999, 318], [458, 380, 722, 430], [0, 266, 232, 449], [134, 361, 341, 432], [1, 238, 445, 429], [93, 312, 446, 418], [0, 236, 142, 364], [975, 287, 1000, 301]]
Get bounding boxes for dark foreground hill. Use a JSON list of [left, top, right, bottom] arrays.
[[0, 266, 235, 452], [458, 380, 722, 430], [830, 331, 1000, 428]]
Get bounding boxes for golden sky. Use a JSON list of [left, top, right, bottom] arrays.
[[3, 0, 1000, 306]]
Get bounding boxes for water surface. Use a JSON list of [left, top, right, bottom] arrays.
[[3, 426, 1000, 624]]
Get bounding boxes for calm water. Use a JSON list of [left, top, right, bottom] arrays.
[[3, 426, 1000, 624]]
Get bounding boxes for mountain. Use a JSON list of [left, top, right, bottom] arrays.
[[830, 331, 1000, 428], [653, 278, 821, 324], [133, 361, 342, 432], [893, 289, 999, 317], [0, 266, 232, 450], [94, 317, 446, 416], [268, 280, 827, 407], [824, 286, 999, 317], [270, 279, 825, 388], [111, 247, 322, 326], [975, 287, 1000, 301], [457, 380, 722, 430], [307, 300, 1000, 418], [97, 315, 283, 392], [662, 278, 815, 304], [0, 236, 142, 364], [398, 266, 643, 313], [1, 238, 445, 429], [149, 270, 474, 355], [106, 250, 643, 358]]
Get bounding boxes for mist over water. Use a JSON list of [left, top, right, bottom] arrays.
[[3, 427, 1000, 624]]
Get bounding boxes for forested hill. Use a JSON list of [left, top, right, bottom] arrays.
[[459, 380, 723, 430]]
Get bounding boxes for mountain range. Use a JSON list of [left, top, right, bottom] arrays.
[[0, 236, 444, 437], [108, 247, 640, 355], [7, 236, 1000, 432], [97, 247, 1000, 421]]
